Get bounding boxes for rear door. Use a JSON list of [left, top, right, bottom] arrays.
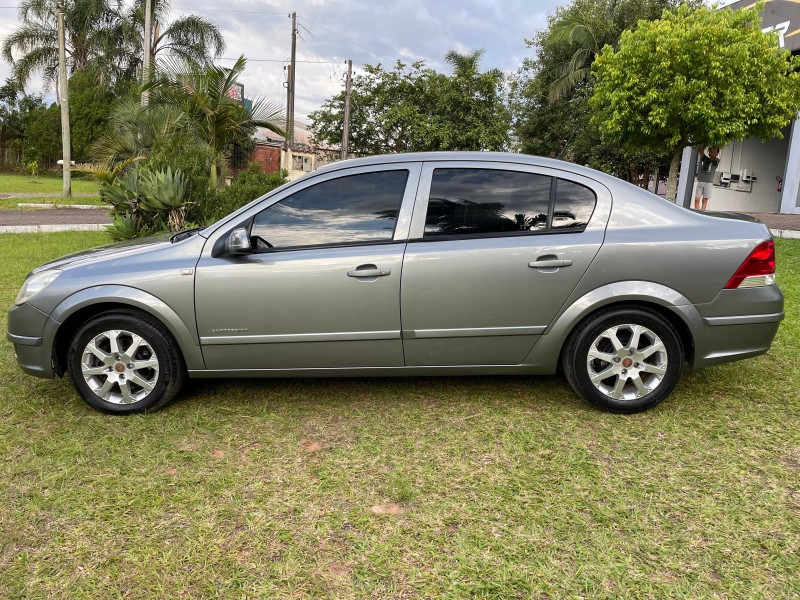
[[400, 161, 611, 366]]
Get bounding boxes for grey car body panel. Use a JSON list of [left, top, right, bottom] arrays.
[[400, 161, 611, 366], [44, 285, 205, 371], [6, 151, 783, 389], [195, 163, 421, 369]]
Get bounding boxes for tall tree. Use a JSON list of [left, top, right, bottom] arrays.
[[2, 0, 226, 91], [68, 69, 113, 162], [591, 3, 800, 200], [2, 0, 124, 89], [120, 0, 225, 79], [145, 55, 284, 189], [0, 78, 46, 164], [309, 50, 509, 156], [511, 0, 692, 185]]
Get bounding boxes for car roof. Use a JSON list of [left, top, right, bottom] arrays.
[[314, 151, 621, 188]]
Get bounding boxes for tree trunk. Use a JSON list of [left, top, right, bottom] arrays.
[[665, 147, 682, 202], [210, 161, 217, 190], [652, 166, 659, 195]]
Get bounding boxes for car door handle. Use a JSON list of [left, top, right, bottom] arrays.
[[528, 259, 573, 268], [347, 267, 391, 278]]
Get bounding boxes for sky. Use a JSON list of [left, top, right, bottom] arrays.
[[0, 0, 557, 122]]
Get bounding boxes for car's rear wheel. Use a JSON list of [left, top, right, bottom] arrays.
[[563, 307, 684, 413], [67, 311, 185, 414]]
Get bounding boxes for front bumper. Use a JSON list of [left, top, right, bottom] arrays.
[[6, 302, 55, 378]]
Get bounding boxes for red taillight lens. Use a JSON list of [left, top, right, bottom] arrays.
[[724, 240, 776, 289]]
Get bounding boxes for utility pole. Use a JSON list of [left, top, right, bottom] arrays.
[[341, 59, 352, 160], [287, 11, 296, 148], [142, 0, 152, 106], [56, 0, 71, 198]]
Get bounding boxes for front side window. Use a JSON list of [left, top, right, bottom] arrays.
[[251, 170, 408, 249], [424, 168, 552, 237]]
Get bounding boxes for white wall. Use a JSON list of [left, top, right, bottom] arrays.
[[696, 126, 790, 212]]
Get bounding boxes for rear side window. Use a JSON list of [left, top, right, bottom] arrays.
[[553, 179, 596, 230], [423, 168, 597, 238], [424, 169, 552, 237], [252, 170, 408, 249]]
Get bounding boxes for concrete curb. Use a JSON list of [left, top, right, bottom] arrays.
[[0, 224, 107, 234], [771, 229, 800, 239], [16, 203, 105, 210]]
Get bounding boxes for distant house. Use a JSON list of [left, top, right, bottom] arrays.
[[246, 120, 331, 181]]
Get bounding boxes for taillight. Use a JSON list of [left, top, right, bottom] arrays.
[[725, 240, 776, 289]]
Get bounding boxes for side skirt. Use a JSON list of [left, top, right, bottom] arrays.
[[187, 364, 554, 379]]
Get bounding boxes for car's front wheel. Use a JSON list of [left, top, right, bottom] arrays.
[[67, 311, 185, 414], [563, 307, 684, 413]]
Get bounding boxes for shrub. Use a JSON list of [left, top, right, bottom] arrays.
[[211, 163, 288, 222], [100, 165, 190, 240], [149, 133, 214, 224]]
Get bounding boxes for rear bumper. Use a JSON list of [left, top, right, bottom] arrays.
[[692, 319, 782, 368], [691, 286, 784, 368]]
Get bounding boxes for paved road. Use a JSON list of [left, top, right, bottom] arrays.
[[0, 207, 111, 226]]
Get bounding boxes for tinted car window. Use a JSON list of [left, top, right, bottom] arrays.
[[252, 170, 408, 248], [553, 179, 596, 230], [425, 168, 552, 237]]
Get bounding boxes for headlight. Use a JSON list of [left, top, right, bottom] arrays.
[[15, 270, 61, 305]]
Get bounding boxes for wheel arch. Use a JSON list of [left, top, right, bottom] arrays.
[[47, 286, 204, 377], [524, 281, 701, 372]]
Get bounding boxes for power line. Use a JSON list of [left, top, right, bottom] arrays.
[[218, 57, 331, 64], [297, 16, 392, 62], [172, 7, 285, 14]]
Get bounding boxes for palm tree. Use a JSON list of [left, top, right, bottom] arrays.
[[145, 55, 285, 189], [121, 0, 225, 77], [546, 21, 603, 103], [2, 0, 124, 89], [2, 0, 225, 91], [87, 97, 188, 167]]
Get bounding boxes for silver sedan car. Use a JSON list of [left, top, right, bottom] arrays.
[[7, 152, 784, 414]]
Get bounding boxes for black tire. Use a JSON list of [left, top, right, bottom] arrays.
[[67, 310, 185, 414], [562, 306, 684, 413]]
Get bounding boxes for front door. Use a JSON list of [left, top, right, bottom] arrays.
[[195, 167, 418, 371]]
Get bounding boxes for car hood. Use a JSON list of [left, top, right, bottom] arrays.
[[31, 233, 176, 275]]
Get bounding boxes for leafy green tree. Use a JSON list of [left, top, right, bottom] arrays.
[[591, 3, 800, 200], [0, 78, 46, 164], [68, 69, 113, 162], [511, 0, 689, 186], [145, 55, 284, 189], [544, 0, 689, 102], [309, 49, 509, 156], [25, 103, 62, 166]]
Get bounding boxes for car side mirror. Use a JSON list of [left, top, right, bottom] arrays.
[[225, 228, 252, 255]]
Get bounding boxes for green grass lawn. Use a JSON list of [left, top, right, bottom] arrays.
[[0, 232, 798, 598], [0, 172, 100, 195]]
